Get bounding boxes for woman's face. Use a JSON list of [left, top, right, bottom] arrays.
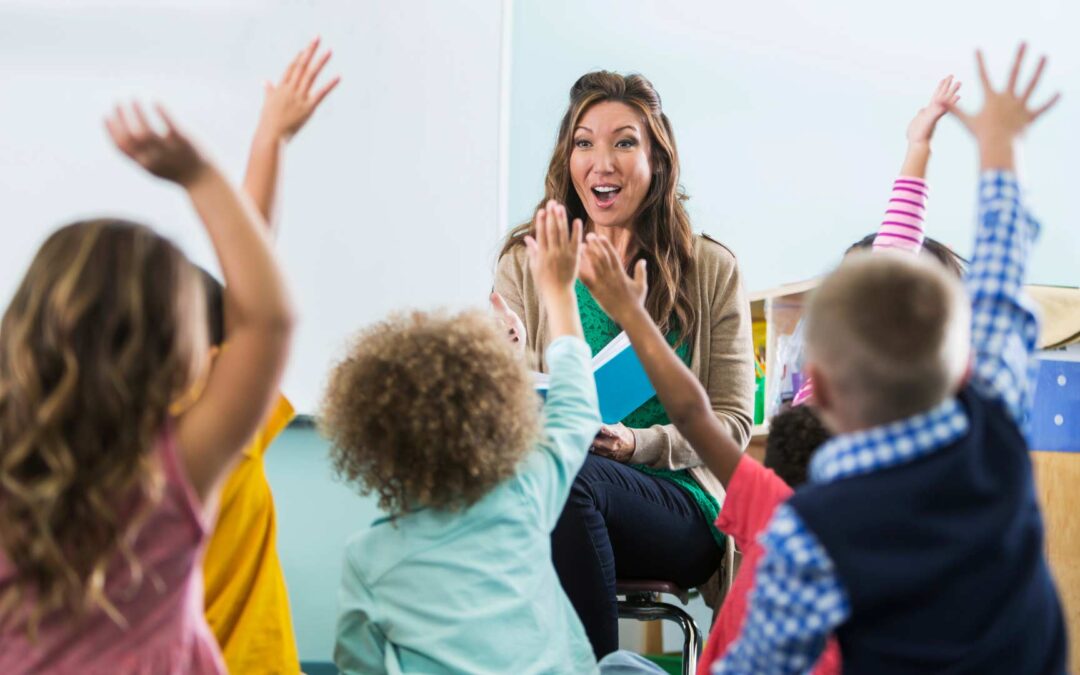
[[570, 101, 653, 230]]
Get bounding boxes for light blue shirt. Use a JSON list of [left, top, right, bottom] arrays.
[[334, 336, 602, 675]]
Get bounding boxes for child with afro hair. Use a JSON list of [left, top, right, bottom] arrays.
[[322, 201, 604, 674]]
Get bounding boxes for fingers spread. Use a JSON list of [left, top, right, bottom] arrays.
[[1007, 42, 1027, 94]]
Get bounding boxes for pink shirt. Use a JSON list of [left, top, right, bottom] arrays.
[[0, 428, 225, 674], [792, 176, 928, 407], [699, 457, 841, 675]]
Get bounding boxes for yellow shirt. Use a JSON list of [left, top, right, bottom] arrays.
[[203, 394, 299, 674]]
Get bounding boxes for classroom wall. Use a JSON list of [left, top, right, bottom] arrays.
[[0, 0, 509, 415], [265, 428, 371, 663], [508, 0, 1080, 295]]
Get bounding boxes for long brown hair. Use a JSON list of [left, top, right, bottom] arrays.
[[0, 219, 203, 634], [501, 71, 697, 344]]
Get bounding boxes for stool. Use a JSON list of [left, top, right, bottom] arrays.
[[616, 580, 701, 675]]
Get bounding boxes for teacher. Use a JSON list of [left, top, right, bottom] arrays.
[[493, 71, 754, 658]]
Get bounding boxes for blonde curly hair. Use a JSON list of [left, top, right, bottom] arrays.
[[321, 308, 540, 513], [0, 219, 204, 635]]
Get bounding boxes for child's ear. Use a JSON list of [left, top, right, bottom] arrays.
[[806, 362, 840, 433]]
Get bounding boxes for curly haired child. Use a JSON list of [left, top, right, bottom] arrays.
[[322, 200, 603, 674], [0, 103, 294, 673]]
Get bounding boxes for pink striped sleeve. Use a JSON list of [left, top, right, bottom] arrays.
[[873, 176, 927, 255]]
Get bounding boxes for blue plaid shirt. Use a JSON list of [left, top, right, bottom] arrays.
[[714, 170, 1041, 674]]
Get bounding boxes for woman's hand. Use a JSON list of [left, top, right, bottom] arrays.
[[490, 292, 526, 352], [579, 233, 648, 324], [105, 102, 208, 187], [906, 75, 962, 145], [256, 37, 341, 142], [591, 423, 636, 462]]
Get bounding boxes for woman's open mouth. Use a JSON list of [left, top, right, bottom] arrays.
[[591, 185, 621, 208]]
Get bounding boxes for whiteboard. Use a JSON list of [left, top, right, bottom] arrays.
[[0, 0, 509, 413], [508, 0, 1080, 296]]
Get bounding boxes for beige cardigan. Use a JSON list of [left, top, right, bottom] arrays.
[[494, 233, 755, 507]]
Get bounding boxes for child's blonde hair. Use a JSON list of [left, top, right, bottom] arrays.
[[0, 219, 206, 633], [321, 309, 540, 514], [805, 251, 970, 428]]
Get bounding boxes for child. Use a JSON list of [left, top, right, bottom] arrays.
[[201, 38, 338, 675], [716, 45, 1067, 673], [322, 201, 603, 674], [0, 104, 294, 673]]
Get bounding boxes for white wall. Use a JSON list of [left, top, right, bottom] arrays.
[[0, 0, 508, 413], [508, 0, 1080, 297]]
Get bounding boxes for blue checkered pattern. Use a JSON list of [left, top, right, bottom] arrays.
[[809, 397, 969, 483], [712, 170, 1041, 674], [968, 171, 1041, 430], [712, 505, 848, 675]]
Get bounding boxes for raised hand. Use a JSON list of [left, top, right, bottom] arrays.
[[949, 43, 1060, 168], [525, 200, 583, 295], [105, 102, 208, 186], [579, 232, 647, 324], [257, 37, 341, 141], [907, 75, 962, 144], [490, 291, 526, 352]]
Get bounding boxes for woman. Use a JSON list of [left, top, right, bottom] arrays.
[[493, 71, 755, 657]]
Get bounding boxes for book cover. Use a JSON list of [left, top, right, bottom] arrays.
[[533, 332, 656, 424]]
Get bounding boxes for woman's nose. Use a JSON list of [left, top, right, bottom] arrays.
[[594, 147, 616, 174]]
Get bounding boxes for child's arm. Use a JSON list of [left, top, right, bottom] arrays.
[[950, 44, 1059, 426], [518, 201, 600, 530], [243, 37, 340, 232], [794, 77, 959, 407], [874, 76, 960, 253], [334, 556, 390, 675], [580, 234, 743, 487], [107, 103, 295, 503]]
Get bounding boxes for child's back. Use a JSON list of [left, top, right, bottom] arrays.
[[789, 384, 1063, 672], [0, 429, 223, 674]]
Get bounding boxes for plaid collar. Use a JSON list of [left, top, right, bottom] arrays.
[[809, 397, 970, 484]]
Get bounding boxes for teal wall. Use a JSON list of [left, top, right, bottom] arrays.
[[265, 426, 380, 664]]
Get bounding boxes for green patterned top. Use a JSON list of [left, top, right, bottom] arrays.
[[575, 280, 726, 548]]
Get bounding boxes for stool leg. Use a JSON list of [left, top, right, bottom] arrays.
[[671, 607, 701, 675]]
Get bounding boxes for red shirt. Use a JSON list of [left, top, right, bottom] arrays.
[[698, 457, 842, 675]]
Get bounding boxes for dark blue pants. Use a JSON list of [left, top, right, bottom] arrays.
[[551, 454, 723, 658]]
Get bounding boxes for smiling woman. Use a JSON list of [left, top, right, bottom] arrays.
[[493, 71, 755, 659]]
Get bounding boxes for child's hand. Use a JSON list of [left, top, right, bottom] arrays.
[[524, 200, 583, 296], [257, 37, 341, 142], [106, 103, 208, 186], [907, 75, 962, 144], [950, 44, 1060, 166], [579, 232, 647, 323]]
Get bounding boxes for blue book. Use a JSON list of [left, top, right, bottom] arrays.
[[1031, 348, 1080, 453], [534, 332, 656, 424]]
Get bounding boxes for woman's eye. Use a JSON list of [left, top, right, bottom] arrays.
[[616, 139, 637, 149], [574, 139, 591, 148]]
